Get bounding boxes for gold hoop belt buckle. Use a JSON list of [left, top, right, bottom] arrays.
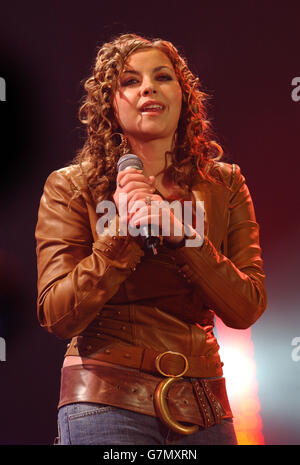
[[154, 351, 199, 436]]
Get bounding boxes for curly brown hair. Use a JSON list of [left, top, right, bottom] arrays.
[[72, 33, 223, 202]]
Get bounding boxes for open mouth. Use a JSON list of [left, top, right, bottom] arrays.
[[139, 102, 165, 113]]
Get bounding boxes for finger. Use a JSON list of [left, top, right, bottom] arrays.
[[128, 194, 164, 214], [122, 182, 156, 194], [117, 170, 148, 186], [129, 205, 152, 222], [114, 186, 156, 217], [130, 209, 162, 230], [114, 178, 152, 201], [130, 207, 182, 239], [128, 193, 163, 204], [127, 190, 161, 210], [117, 174, 153, 193], [116, 169, 142, 188], [147, 175, 156, 186]]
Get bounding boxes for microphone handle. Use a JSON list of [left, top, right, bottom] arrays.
[[140, 225, 160, 255], [117, 154, 160, 255]]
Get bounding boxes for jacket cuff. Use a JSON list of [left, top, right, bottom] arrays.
[[168, 236, 208, 282], [93, 214, 144, 272]]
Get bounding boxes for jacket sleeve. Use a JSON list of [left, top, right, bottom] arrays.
[[35, 169, 144, 340], [170, 164, 267, 329]]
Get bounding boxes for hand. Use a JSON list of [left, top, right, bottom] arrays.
[[129, 197, 186, 245], [113, 168, 158, 222]]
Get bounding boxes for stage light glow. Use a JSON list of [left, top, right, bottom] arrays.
[[215, 317, 264, 445]]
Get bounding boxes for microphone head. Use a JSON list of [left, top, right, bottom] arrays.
[[117, 154, 143, 172]]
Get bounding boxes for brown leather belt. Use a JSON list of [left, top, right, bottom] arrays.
[[66, 337, 224, 379], [58, 362, 233, 435]]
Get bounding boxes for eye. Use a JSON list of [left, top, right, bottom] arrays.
[[156, 74, 173, 81], [120, 77, 139, 87]]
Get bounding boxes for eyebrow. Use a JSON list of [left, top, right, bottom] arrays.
[[121, 65, 173, 75]]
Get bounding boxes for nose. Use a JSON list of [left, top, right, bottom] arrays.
[[141, 78, 157, 96], [142, 87, 157, 96]]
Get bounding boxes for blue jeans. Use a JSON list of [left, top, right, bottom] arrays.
[[57, 402, 237, 445]]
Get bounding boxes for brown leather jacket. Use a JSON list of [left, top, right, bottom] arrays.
[[35, 160, 267, 430]]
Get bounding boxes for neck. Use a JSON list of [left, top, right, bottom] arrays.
[[127, 136, 174, 181]]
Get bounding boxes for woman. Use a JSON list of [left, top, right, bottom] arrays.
[[35, 34, 267, 445]]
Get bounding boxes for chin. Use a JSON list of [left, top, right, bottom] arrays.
[[140, 132, 169, 142], [137, 125, 171, 139]]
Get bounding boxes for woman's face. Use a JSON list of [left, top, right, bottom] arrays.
[[113, 48, 182, 145]]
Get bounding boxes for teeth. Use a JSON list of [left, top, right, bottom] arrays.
[[142, 104, 164, 111]]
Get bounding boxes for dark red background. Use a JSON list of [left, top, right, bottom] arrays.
[[0, 0, 299, 445]]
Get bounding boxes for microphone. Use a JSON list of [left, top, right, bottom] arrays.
[[117, 154, 160, 255]]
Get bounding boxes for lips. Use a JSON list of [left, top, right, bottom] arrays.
[[139, 100, 166, 112]]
